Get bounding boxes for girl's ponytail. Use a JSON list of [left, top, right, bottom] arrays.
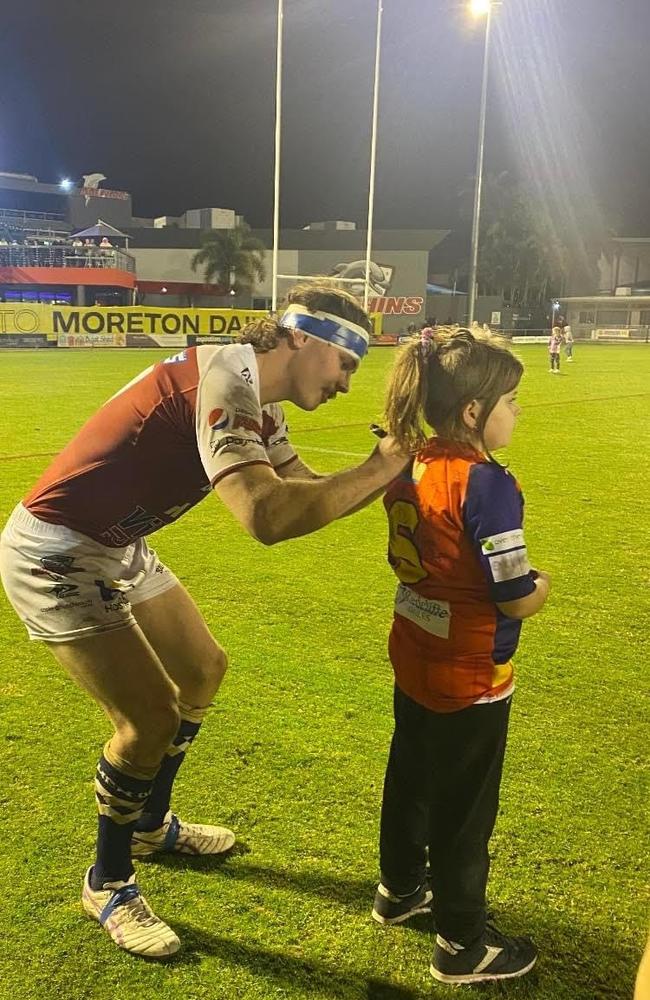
[[383, 337, 431, 452]]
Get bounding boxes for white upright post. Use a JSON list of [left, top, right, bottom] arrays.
[[363, 0, 383, 312], [271, 0, 284, 313], [467, 2, 492, 326]]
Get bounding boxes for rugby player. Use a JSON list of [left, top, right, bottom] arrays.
[[0, 282, 406, 958]]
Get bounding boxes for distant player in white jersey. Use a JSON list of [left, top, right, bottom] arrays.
[[0, 281, 407, 959]]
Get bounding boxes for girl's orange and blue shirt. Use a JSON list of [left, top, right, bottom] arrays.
[[384, 438, 536, 713]]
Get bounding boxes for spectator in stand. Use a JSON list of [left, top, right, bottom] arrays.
[[84, 238, 97, 267], [71, 238, 84, 266], [548, 327, 563, 373], [99, 237, 115, 267]]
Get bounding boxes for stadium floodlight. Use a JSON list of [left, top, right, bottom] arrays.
[[470, 0, 491, 15], [59, 178, 73, 191], [551, 299, 561, 327]]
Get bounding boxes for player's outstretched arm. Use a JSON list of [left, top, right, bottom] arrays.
[[215, 437, 408, 545], [276, 454, 393, 517], [275, 456, 323, 480]]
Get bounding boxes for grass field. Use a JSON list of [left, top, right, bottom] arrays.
[[0, 344, 648, 1000]]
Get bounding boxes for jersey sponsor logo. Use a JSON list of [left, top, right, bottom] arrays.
[[240, 366, 253, 385], [100, 506, 166, 546], [94, 579, 123, 602], [261, 411, 279, 440], [394, 583, 451, 639], [488, 548, 531, 582], [94, 579, 130, 611], [481, 529, 525, 555], [232, 410, 262, 435], [266, 435, 289, 451], [208, 407, 229, 430], [163, 350, 188, 365], [48, 583, 80, 599], [34, 554, 85, 578], [210, 434, 252, 457], [31, 567, 66, 582], [40, 599, 93, 614]]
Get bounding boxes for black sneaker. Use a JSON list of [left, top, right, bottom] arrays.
[[430, 923, 538, 983], [371, 882, 433, 926]]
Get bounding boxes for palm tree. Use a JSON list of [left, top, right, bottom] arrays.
[[191, 222, 266, 296]]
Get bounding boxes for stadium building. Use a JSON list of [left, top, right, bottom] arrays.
[[3, 171, 648, 344], [0, 172, 448, 334]]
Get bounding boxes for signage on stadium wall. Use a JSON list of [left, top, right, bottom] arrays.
[[0, 305, 57, 339], [79, 187, 129, 201], [51, 307, 268, 339], [0, 305, 384, 346], [0, 333, 53, 348], [57, 332, 127, 348], [367, 296, 423, 315]]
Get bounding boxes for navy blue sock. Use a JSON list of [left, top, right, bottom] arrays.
[[91, 747, 156, 890], [136, 706, 205, 832]]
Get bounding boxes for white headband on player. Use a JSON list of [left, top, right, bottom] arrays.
[[279, 304, 370, 361]]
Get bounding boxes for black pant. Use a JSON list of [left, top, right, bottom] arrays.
[[379, 684, 511, 944]]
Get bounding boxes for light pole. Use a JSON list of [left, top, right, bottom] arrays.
[[467, 0, 494, 327]]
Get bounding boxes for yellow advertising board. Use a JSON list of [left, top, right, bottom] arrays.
[[0, 304, 58, 339], [0, 304, 383, 346]]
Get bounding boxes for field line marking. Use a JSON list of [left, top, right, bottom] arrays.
[[0, 391, 647, 463], [0, 451, 58, 462], [294, 445, 367, 458]]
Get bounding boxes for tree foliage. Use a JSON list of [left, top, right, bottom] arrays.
[[458, 172, 574, 304], [191, 222, 266, 293]]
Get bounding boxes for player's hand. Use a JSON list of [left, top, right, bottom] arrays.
[[534, 569, 551, 588], [373, 433, 411, 475]]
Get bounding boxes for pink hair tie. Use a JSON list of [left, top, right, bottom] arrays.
[[420, 328, 435, 358]]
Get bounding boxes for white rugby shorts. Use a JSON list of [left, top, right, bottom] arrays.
[[0, 504, 179, 642]]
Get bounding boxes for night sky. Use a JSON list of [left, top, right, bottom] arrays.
[[2, 0, 649, 234]]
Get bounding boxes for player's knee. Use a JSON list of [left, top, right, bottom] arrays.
[[120, 699, 181, 755], [205, 644, 228, 687], [186, 644, 228, 697], [153, 699, 182, 746]]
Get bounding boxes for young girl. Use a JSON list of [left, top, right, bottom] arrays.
[[563, 324, 574, 361], [371, 328, 550, 984], [549, 326, 563, 372]]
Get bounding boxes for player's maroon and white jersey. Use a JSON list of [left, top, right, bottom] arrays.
[[23, 344, 296, 547]]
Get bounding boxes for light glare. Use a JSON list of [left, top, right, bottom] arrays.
[[470, 0, 491, 15], [59, 177, 72, 191]]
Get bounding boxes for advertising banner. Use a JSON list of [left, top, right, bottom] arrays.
[[57, 332, 126, 348], [0, 305, 384, 346], [52, 307, 268, 340], [0, 333, 53, 348], [0, 304, 57, 339]]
